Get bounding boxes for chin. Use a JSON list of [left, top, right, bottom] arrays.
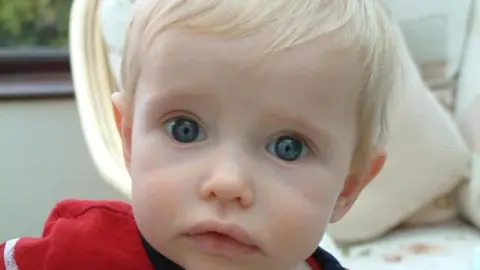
[[180, 256, 260, 270]]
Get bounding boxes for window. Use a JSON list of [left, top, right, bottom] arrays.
[[0, 0, 73, 99]]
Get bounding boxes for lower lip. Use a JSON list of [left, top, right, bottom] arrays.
[[185, 232, 259, 257]]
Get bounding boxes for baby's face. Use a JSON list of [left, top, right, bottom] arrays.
[[119, 32, 366, 270]]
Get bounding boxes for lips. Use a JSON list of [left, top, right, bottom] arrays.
[[184, 220, 259, 255]]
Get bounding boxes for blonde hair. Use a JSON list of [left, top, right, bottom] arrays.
[[121, 0, 400, 171]]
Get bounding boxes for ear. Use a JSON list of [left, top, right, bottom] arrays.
[[329, 150, 386, 223], [112, 92, 133, 168]]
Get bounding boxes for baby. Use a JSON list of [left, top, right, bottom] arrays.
[[1, 0, 400, 269]]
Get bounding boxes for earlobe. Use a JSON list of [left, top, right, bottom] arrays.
[[113, 103, 122, 135], [112, 92, 133, 168], [330, 150, 387, 223], [329, 197, 353, 223], [329, 172, 359, 223], [368, 150, 387, 180]]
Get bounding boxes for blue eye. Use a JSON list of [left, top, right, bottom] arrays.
[[266, 135, 310, 162], [164, 117, 206, 143]]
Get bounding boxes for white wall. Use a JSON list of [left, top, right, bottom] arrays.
[[0, 98, 126, 241]]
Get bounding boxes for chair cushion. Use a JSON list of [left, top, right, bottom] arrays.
[[342, 220, 480, 269]]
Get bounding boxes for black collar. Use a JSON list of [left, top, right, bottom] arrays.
[[310, 248, 346, 270], [141, 235, 346, 270], [141, 236, 183, 270]]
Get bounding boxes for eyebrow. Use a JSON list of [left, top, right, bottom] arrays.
[[143, 84, 215, 108]]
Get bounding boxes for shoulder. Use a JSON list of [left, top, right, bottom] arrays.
[[42, 199, 135, 236], [2, 199, 152, 270], [47, 199, 133, 220]]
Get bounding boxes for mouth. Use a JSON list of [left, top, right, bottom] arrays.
[[184, 220, 259, 256]]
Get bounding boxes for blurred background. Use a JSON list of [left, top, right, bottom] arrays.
[[0, 0, 125, 240]]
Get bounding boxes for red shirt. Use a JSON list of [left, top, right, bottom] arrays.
[[0, 200, 346, 270]]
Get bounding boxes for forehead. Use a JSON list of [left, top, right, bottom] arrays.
[[141, 32, 364, 103], [138, 32, 364, 137]]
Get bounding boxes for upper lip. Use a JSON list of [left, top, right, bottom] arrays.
[[185, 220, 256, 247]]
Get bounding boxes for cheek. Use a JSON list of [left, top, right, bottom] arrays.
[[262, 173, 343, 258], [130, 140, 190, 214], [129, 130, 195, 246], [131, 166, 185, 217], [130, 163, 185, 240]]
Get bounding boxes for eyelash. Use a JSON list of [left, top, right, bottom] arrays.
[[271, 132, 317, 154], [161, 113, 318, 160], [161, 111, 206, 128]]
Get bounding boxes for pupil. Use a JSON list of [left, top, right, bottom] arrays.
[[172, 119, 199, 143], [275, 136, 302, 161]]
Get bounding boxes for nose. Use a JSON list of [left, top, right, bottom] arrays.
[[199, 159, 254, 208]]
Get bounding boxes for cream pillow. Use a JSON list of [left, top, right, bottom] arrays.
[[327, 21, 469, 243], [386, 0, 474, 228], [455, 0, 480, 230]]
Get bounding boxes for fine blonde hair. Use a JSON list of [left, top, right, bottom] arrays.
[[121, 0, 400, 171]]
